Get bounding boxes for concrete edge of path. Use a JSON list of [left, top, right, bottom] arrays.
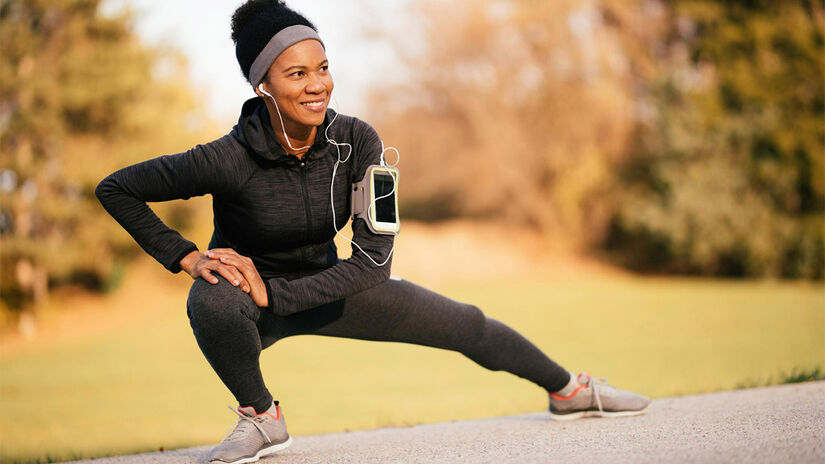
[[67, 381, 825, 464]]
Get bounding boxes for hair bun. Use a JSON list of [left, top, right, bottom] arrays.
[[231, 0, 318, 83]]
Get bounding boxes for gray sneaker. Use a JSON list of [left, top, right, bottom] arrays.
[[208, 401, 293, 464], [549, 372, 651, 421]]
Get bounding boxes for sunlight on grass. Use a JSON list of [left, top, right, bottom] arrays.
[[1, 269, 822, 462]]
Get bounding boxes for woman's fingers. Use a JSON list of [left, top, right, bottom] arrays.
[[205, 250, 248, 272], [199, 268, 219, 284], [206, 249, 255, 267], [214, 255, 256, 291], [209, 253, 265, 305], [197, 259, 249, 291], [204, 248, 244, 261], [210, 264, 249, 291], [201, 249, 264, 305]]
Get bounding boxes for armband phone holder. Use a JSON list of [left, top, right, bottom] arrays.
[[352, 165, 400, 235]]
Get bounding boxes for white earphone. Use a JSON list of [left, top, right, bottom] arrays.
[[257, 81, 399, 267], [258, 82, 312, 153]]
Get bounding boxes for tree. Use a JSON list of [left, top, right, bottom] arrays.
[[368, 0, 652, 245], [0, 0, 210, 317], [369, 0, 824, 278], [607, 0, 825, 278]]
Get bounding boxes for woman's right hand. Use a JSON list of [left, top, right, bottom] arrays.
[[179, 250, 251, 293]]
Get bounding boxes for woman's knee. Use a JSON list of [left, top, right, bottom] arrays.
[[459, 303, 488, 343], [186, 275, 259, 327]]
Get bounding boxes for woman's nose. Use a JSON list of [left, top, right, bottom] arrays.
[[306, 74, 325, 93]]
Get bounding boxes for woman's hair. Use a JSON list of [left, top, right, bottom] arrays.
[[231, 0, 318, 83]]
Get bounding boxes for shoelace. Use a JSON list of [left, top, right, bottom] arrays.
[[222, 406, 272, 444], [581, 374, 612, 415]]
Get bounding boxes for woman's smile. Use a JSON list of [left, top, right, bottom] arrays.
[[300, 98, 327, 112], [257, 39, 333, 150]]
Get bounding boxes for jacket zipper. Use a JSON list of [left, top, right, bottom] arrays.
[[298, 158, 313, 270]]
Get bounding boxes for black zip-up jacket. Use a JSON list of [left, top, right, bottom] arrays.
[[95, 97, 393, 315]]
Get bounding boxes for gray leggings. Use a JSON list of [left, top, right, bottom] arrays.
[[186, 275, 570, 413]]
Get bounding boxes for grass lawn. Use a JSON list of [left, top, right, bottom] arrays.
[[1, 228, 823, 462]]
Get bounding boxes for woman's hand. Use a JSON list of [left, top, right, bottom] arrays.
[[180, 250, 249, 288], [203, 248, 269, 308]]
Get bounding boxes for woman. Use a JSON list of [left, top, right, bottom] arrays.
[[95, 1, 651, 462]]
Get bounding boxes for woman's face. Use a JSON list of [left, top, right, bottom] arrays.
[[257, 39, 333, 132]]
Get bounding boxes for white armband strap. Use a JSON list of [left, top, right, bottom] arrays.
[[351, 165, 400, 235]]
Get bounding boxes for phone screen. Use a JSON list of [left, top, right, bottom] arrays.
[[374, 172, 397, 224]]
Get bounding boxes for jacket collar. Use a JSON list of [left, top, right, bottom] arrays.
[[231, 96, 335, 165]]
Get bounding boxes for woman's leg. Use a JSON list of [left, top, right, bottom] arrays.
[[186, 275, 274, 413], [257, 277, 571, 393]]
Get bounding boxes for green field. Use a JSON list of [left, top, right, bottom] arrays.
[[1, 268, 823, 463]]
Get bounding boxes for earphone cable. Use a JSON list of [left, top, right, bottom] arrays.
[[260, 88, 398, 267]]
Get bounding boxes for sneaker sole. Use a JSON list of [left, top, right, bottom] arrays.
[[549, 404, 651, 421], [211, 435, 293, 464]]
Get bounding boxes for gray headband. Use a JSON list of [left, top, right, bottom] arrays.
[[249, 25, 325, 88]]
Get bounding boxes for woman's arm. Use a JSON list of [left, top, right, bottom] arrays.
[[95, 134, 252, 273], [266, 219, 393, 314], [265, 121, 395, 315]]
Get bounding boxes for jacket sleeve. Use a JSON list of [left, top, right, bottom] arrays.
[[265, 121, 395, 315], [95, 135, 250, 273]]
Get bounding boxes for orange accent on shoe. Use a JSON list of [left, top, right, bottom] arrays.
[[550, 382, 587, 401], [237, 405, 280, 420], [258, 404, 280, 421]]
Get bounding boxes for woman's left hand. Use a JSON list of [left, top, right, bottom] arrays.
[[204, 248, 269, 308]]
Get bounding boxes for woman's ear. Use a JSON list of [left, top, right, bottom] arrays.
[[257, 82, 276, 100]]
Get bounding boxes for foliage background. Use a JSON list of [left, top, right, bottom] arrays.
[[1, 0, 823, 318], [0, 0, 214, 319], [370, 0, 824, 279], [0, 0, 823, 461]]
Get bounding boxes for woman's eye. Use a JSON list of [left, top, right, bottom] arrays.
[[321, 65, 329, 72], [291, 71, 305, 77]]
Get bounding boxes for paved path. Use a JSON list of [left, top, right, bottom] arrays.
[[70, 381, 824, 464]]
